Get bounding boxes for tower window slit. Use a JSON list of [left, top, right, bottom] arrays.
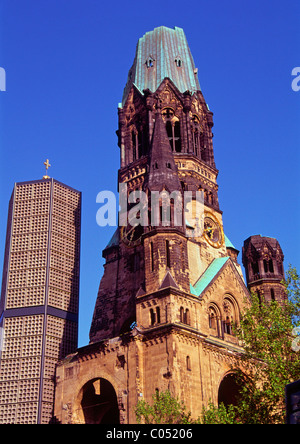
[[166, 240, 170, 268], [271, 288, 275, 301], [150, 241, 154, 272], [150, 308, 156, 326], [156, 306, 160, 324]]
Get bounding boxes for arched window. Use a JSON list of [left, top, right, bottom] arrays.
[[251, 261, 259, 276], [175, 56, 182, 67], [186, 356, 191, 371], [174, 121, 181, 152], [209, 307, 217, 330], [224, 316, 232, 335], [270, 288, 275, 301], [150, 307, 161, 326], [131, 126, 145, 161], [166, 240, 170, 268], [138, 131, 143, 158], [185, 308, 190, 325], [150, 308, 156, 326], [146, 56, 155, 68], [162, 108, 181, 152], [269, 259, 274, 273], [191, 115, 204, 158], [156, 306, 161, 324], [132, 130, 137, 161], [257, 289, 262, 306], [263, 258, 274, 274], [209, 305, 222, 338], [179, 307, 190, 325], [223, 296, 239, 336], [180, 306, 184, 323], [150, 241, 154, 272]]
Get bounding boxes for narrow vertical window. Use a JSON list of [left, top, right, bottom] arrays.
[[269, 260, 274, 273], [166, 240, 170, 268], [150, 308, 156, 326], [174, 121, 181, 152], [180, 242, 185, 270], [180, 307, 184, 323], [166, 121, 173, 150], [186, 356, 191, 371], [138, 131, 143, 158], [150, 241, 154, 272], [156, 306, 160, 324], [132, 130, 137, 161], [185, 308, 190, 325], [271, 288, 275, 301], [224, 316, 232, 335]]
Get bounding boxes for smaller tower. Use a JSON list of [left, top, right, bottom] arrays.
[[242, 235, 286, 302]]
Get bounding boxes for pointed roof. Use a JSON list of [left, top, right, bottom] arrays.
[[144, 110, 182, 193], [160, 271, 179, 290], [136, 286, 146, 297], [105, 228, 119, 250], [224, 234, 239, 252], [122, 26, 201, 106]]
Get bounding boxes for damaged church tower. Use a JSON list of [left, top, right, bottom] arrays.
[[54, 26, 252, 424]]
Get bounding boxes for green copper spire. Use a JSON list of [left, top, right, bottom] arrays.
[[122, 26, 201, 106]]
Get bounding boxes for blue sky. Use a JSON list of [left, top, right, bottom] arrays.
[[0, 0, 299, 347]]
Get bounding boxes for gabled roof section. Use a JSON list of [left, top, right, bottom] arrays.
[[160, 271, 179, 290], [190, 257, 229, 297], [122, 26, 201, 106]]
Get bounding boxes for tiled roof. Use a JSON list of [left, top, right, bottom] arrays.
[[122, 26, 201, 105]]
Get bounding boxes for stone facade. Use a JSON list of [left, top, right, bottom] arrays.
[[54, 27, 282, 424], [242, 235, 286, 303]]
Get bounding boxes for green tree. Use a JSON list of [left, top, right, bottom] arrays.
[[135, 390, 241, 424], [134, 390, 197, 424], [232, 265, 300, 424], [200, 402, 241, 424], [135, 267, 300, 424]]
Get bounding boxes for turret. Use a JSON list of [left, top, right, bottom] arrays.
[[242, 235, 286, 302]]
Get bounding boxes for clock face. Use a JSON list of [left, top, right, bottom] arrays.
[[120, 223, 143, 248], [203, 213, 224, 248]]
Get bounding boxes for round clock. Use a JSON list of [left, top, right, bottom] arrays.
[[203, 213, 224, 248], [120, 223, 143, 248]]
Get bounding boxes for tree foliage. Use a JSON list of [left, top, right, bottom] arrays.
[[134, 266, 300, 424], [134, 390, 197, 424], [231, 265, 300, 424]]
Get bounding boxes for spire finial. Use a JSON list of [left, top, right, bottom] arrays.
[[43, 159, 51, 179]]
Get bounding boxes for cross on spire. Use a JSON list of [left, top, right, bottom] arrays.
[[43, 159, 51, 179]]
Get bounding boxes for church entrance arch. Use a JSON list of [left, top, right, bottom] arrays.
[[218, 372, 241, 407], [79, 378, 120, 424]]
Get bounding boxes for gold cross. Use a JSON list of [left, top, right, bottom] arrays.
[[43, 159, 51, 179]]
